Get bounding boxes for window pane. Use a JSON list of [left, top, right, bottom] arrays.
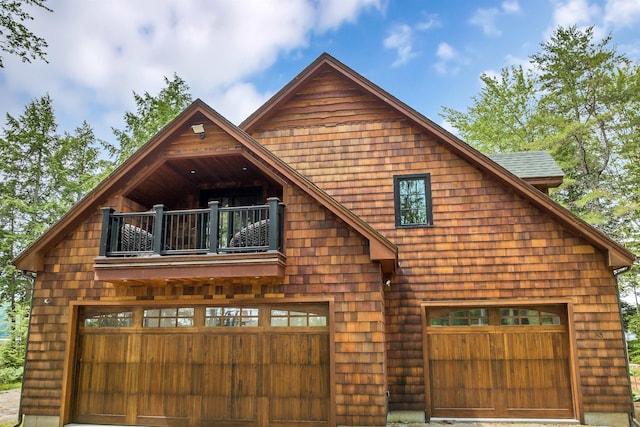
[[178, 307, 194, 317], [429, 309, 488, 327], [270, 305, 328, 328], [395, 175, 432, 227], [400, 179, 426, 225], [205, 317, 222, 327], [177, 317, 194, 327], [145, 309, 159, 317], [205, 306, 259, 327], [144, 318, 159, 328], [84, 318, 99, 328], [160, 318, 176, 327], [82, 310, 133, 328], [161, 308, 177, 317], [271, 317, 288, 327], [499, 307, 562, 326], [309, 316, 327, 327], [144, 307, 194, 328]]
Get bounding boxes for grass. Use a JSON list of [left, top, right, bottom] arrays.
[[0, 382, 20, 391]]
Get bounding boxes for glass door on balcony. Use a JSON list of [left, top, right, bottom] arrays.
[[200, 187, 263, 248]]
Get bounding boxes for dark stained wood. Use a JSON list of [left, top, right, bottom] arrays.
[[70, 303, 331, 427], [17, 55, 634, 427], [425, 305, 573, 419], [267, 333, 330, 426], [247, 64, 633, 420]]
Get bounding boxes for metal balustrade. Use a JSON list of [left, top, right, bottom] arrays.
[[98, 197, 284, 257]]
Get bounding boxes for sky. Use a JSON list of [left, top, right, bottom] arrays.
[[1, 0, 640, 144]]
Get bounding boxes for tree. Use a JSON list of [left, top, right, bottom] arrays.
[[0, 95, 108, 320], [442, 65, 543, 153], [0, 0, 51, 68], [113, 74, 192, 165], [54, 121, 115, 206], [440, 25, 639, 297]]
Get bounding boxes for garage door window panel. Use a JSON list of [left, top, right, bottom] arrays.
[[205, 306, 259, 327], [500, 307, 561, 326], [81, 307, 134, 328], [271, 304, 328, 327], [143, 307, 194, 328], [429, 308, 489, 326]]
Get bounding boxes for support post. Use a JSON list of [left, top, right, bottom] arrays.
[[208, 201, 219, 254], [267, 197, 280, 251], [152, 204, 165, 255], [99, 207, 115, 257]]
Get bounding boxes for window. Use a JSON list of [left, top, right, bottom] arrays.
[[83, 310, 133, 328], [428, 306, 564, 327], [394, 174, 433, 227], [500, 308, 561, 325], [430, 309, 489, 326], [271, 305, 328, 327], [205, 307, 259, 327], [143, 307, 194, 328]]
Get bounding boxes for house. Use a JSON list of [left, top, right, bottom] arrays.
[[13, 53, 636, 427]]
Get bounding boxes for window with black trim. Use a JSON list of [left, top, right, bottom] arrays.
[[394, 174, 433, 227]]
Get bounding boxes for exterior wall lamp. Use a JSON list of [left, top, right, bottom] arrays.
[[191, 124, 205, 139]]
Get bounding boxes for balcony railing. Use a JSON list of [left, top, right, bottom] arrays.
[[98, 197, 284, 257]]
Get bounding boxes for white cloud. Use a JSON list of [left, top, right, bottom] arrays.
[[316, 0, 383, 31], [208, 82, 273, 125], [469, 8, 502, 36], [551, 0, 600, 28], [434, 42, 466, 75], [436, 42, 457, 60], [384, 24, 416, 67], [502, 0, 521, 14], [469, 1, 520, 36], [383, 14, 440, 67], [416, 14, 441, 31], [0, 0, 382, 141], [604, 0, 640, 27]]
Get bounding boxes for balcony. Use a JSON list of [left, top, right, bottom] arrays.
[[93, 198, 286, 284]]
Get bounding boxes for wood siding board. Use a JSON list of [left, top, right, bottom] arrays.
[[247, 65, 632, 418]]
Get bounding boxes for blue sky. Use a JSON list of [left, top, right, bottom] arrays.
[[1, 0, 639, 144]]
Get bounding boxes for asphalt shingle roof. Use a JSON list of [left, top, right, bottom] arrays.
[[488, 151, 564, 179]]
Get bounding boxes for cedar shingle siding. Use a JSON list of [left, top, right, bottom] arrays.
[[15, 54, 635, 427]]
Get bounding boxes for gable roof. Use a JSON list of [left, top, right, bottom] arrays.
[[242, 53, 635, 269], [13, 99, 397, 273]]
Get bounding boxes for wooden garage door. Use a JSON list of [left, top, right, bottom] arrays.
[[73, 303, 330, 427], [425, 305, 574, 420]]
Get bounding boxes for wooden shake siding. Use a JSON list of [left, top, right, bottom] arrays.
[[248, 66, 632, 414], [21, 131, 389, 425], [22, 210, 104, 416]]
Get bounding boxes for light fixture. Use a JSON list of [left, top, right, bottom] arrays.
[[191, 123, 205, 139]]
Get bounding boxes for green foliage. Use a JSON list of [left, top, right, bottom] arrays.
[[628, 340, 640, 365], [442, 65, 544, 153], [0, 96, 111, 311], [112, 74, 192, 165], [0, 0, 52, 67], [0, 303, 28, 384]]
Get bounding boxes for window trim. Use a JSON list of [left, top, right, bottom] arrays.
[[393, 173, 433, 228]]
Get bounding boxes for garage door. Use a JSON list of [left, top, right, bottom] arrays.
[[425, 305, 574, 420], [73, 303, 330, 427]]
